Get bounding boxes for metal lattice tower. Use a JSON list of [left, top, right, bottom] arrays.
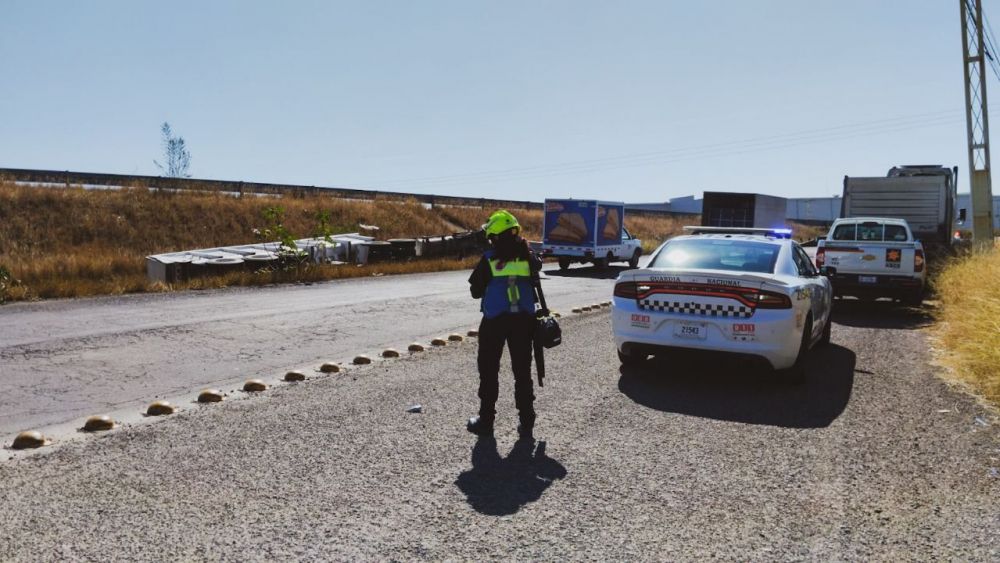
[[960, 0, 996, 244]]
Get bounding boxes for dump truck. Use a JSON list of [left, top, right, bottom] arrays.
[[541, 199, 643, 270], [842, 165, 958, 249]]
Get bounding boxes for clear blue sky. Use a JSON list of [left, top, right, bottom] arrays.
[[1, 1, 994, 201]]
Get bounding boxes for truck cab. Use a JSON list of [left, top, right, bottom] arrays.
[[816, 217, 926, 305]]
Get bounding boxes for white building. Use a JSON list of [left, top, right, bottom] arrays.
[[955, 193, 1000, 229]]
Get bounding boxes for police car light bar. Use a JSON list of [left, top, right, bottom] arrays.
[[682, 226, 793, 239]]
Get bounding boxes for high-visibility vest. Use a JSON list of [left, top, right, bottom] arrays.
[[481, 252, 536, 319]]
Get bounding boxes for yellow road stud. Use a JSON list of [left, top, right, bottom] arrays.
[[11, 431, 49, 450], [146, 401, 176, 416], [83, 415, 115, 432], [243, 379, 267, 392], [284, 370, 306, 382], [197, 389, 224, 403]]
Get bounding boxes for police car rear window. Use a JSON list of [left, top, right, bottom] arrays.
[[650, 239, 780, 274]]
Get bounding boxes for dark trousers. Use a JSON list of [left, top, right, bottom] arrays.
[[477, 313, 536, 426]]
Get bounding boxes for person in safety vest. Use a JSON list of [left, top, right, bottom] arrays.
[[467, 210, 544, 439]]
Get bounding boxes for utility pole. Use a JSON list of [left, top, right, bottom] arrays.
[[960, 0, 996, 245]]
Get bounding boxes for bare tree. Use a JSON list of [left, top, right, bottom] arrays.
[[154, 122, 191, 178]]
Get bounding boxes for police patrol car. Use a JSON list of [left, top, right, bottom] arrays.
[[612, 227, 833, 380]]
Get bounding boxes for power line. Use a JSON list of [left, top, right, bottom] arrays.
[[980, 9, 1000, 82], [355, 109, 966, 191], [363, 109, 960, 188], [389, 117, 965, 191]]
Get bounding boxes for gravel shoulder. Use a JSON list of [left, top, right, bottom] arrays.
[[1, 307, 998, 561], [0, 263, 622, 436]]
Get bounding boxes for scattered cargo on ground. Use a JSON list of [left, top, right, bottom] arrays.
[[144, 230, 488, 283]]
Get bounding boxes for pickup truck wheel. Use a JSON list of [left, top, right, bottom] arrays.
[[776, 315, 811, 385], [819, 316, 832, 346], [628, 249, 641, 269], [558, 257, 571, 270], [903, 290, 924, 307], [618, 349, 648, 366]]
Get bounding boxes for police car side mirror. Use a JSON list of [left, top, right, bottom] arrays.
[[819, 265, 835, 277]]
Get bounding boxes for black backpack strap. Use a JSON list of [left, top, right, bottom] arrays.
[[530, 261, 549, 317]]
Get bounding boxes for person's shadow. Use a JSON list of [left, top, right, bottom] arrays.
[[455, 438, 567, 516]]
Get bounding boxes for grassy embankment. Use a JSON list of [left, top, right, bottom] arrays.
[[0, 181, 688, 302], [932, 246, 1000, 408]]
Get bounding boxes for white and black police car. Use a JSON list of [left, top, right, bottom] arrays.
[[612, 227, 833, 380]]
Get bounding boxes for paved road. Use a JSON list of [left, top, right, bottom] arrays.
[[1, 303, 997, 560], [0, 263, 631, 436]]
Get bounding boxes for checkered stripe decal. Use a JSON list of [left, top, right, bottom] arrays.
[[640, 299, 752, 318]]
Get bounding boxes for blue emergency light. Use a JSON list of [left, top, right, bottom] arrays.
[[683, 226, 794, 239]]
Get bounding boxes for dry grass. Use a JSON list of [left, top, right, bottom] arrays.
[[932, 246, 1000, 408], [625, 213, 691, 253], [434, 205, 544, 241], [435, 205, 692, 251], [789, 222, 828, 242], [0, 181, 707, 302], [0, 181, 463, 301]]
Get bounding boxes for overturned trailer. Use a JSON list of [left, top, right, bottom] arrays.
[[145, 234, 375, 283], [145, 229, 488, 283]]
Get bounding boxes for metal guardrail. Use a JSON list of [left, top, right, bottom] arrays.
[[0, 167, 691, 217]]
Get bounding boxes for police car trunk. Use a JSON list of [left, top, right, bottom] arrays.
[[611, 234, 804, 369]]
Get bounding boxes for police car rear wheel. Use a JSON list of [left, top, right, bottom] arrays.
[[777, 316, 811, 384]]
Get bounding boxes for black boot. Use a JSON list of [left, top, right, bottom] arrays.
[[517, 414, 535, 440], [466, 416, 494, 437]]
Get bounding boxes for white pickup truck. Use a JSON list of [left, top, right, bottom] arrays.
[[815, 217, 926, 305]]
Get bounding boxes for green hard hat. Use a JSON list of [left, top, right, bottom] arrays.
[[483, 210, 520, 236]]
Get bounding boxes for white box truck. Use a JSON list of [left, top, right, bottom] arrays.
[[541, 199, 642, 270]]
